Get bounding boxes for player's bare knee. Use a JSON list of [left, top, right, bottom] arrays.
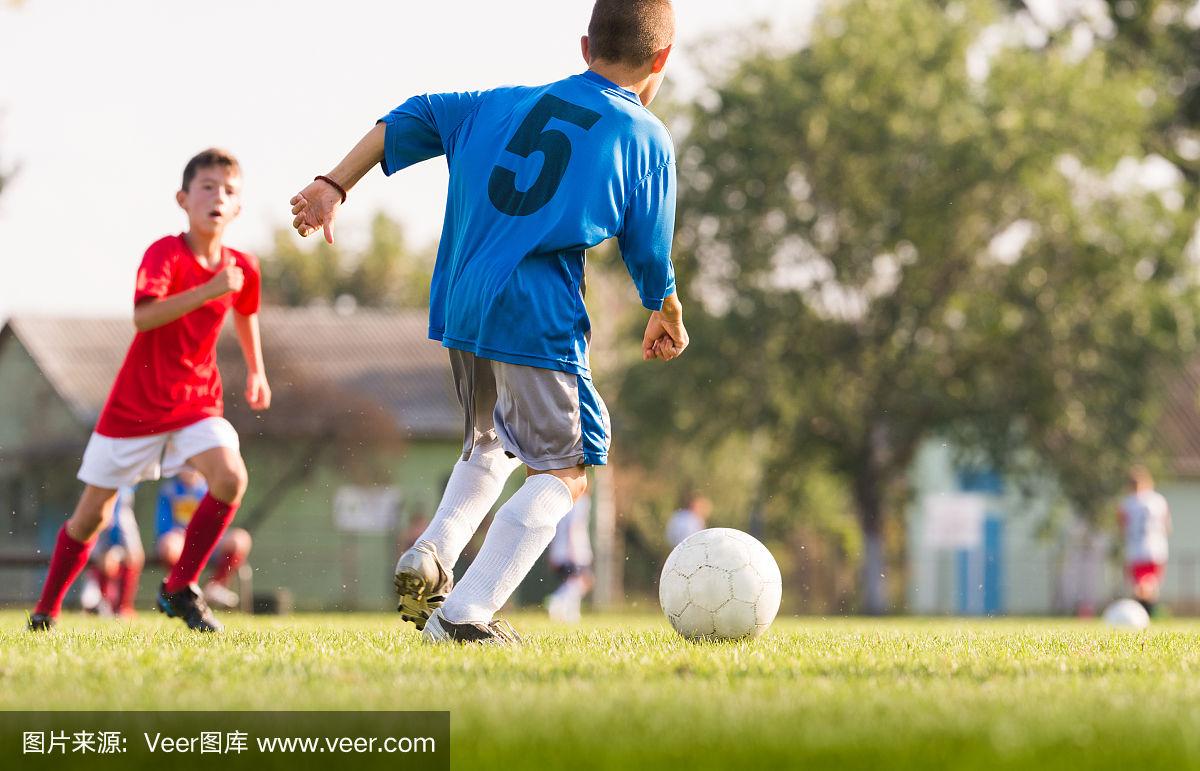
[[534, 467, 587, 501], [228, 528, 252, 555], [159, 546, 181, 569], [562, 466, 588, 501], [570, 472, 589, 502], [126, 547, 146, 569], [158, 531, 184, 567], [208, 463, 248, 504], [101, 550, 121, 575]]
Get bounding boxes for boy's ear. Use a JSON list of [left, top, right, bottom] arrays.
[[650, 44, 673, 74], [175, 189, 187, 209], [581, 35, 591, 65]]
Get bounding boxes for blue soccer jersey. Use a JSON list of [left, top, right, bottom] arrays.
[[155, 476, 207, 539], [379, 70, 677, 375], [97, 486, 136, 549]]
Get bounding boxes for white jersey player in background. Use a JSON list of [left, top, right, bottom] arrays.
[[546, 493, 594, 623], [1118, 465, 1171, 617], [665, 494, 711, 548]]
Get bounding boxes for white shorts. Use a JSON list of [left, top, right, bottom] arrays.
[[77, 417, 240, 489], [449, 350, 611, 471]]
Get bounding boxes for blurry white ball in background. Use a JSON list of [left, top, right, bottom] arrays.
[[1103, 599, 1150, 631]]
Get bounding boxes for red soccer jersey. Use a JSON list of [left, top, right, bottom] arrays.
[[95, 234, 261, 438]]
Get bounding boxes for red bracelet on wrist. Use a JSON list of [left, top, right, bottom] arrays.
[[314, 175, 348, 204]]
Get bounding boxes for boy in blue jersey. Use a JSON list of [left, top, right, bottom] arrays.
[[156, 469, 253, 609], [290, 0, 686, 644]]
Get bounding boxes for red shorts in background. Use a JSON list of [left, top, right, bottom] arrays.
[[1129, 561, 1165, 585]]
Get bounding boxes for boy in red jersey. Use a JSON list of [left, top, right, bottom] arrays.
[[27, 148, 270, 633]]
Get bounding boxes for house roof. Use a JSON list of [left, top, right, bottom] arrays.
[[2, 308, 461, 441]]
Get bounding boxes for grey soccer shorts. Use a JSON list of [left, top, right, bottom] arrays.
[[449, 350, 611, 470]]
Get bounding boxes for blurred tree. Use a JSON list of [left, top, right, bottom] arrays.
[[343, 211, 432, 309], [261, 211, 432, 309], [1001, 0, 1200, 184], [618, 0, 1198, 612]]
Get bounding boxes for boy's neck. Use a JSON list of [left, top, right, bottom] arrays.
[[588, 61, 653, 99], [184, 229, 224, 267]]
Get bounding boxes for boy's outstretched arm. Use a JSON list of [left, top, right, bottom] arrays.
[[292, 91, 484, 243], [233, 312, 271, 410], [290, 123, 386, 243]]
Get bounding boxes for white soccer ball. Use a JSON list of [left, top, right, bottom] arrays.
[[1103, 599, 1150, 630], [659, 527, 782, 640]]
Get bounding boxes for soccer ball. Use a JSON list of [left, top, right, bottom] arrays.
[[659, 528, 782, 640], [1103, 599, 1150, 630]]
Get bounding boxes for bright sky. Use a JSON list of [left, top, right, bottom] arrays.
[[0, 0, 817, 319]]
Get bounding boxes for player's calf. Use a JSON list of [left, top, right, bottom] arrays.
[[66, 485, 120, 542], [27, 486, 118, 627]]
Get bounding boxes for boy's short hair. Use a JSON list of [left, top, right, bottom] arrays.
[[1129, 465, 1154, 488], [181, 148, 241, 192], [588, 0, 674, 66]]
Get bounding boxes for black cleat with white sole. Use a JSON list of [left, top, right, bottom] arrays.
[[422, 609, 523, 645], [157, 581, 224, 633]]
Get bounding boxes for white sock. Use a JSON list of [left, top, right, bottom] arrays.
[[563, 575, 587, 601], [441, 474, 574, 624], [417, 436, 522, 569], [550, 576, 584, 602]]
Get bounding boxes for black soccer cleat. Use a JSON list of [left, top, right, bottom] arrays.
[[27, 613, 55, 632], [421, 609, 523, 646], [157, 581, 224, 633]]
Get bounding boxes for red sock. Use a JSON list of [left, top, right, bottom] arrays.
[[116, 562, 142, 614], [209, 548, 245, 586], [90, 565, 111, 603], [101, 565, 121, 606], [34, 526, 95, 617], [165, 494, 238, 593]]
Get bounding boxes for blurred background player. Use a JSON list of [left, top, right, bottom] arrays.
[[666, 493, 711, 548], [289, 0, 686, 644], [546, 493, 594, 623], [1118, 465, 1171, 616], [157, 469, 253, 610], [398, 511, 432, 553], [27, 148, 270, 634], [79, 486, 145, 618]]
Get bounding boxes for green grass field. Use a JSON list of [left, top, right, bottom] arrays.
[[4, 611, 1200, 770]]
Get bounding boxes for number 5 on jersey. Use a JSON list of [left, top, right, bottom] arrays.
[[489, 94, 602, 217]]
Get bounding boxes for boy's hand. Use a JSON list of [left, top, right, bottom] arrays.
[[205, 264, 244, 299], [642, 295, 689, 362], [290, 180, 342, 244], [246, 372, 272, 411]]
